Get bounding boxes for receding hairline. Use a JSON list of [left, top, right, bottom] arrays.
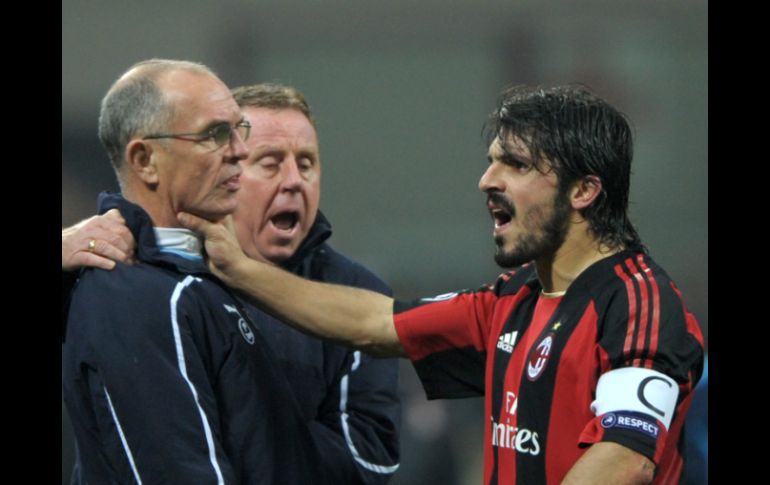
[[97, 59, 223, 177]]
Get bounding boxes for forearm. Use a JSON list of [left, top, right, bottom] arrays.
[[562, 442, 654, 485], [229, 257, 404, 357]]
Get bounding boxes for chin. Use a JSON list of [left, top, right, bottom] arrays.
[[259, 247, 293, 265], [196, 211, 229, 223], [201, 203, 237, 221]]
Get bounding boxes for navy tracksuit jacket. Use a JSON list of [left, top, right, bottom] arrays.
[[62, 193, 400, 484]]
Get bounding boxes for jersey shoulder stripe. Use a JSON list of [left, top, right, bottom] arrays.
[[494, 263, 538, 297]]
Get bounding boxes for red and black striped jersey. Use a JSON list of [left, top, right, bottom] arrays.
[[393, 250, 704, 485]]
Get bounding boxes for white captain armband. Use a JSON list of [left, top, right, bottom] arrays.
[[591, 367, 679, 431]]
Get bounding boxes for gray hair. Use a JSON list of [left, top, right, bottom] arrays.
[[98, 59, 216, 171]]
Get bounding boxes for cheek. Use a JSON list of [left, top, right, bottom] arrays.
[[512, 180, 556, 214], [303, 181, 321, 226], [236, 178, 274, 222], [238, 172, 270, 200], [178, 162, 218, 197], [307, 180, 321, 206], [189, 158, 217, 178], [521, 197, 556, 230]]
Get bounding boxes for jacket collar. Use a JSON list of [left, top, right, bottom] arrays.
[[280, 210, 333, 271], [97, 191, 209, 274]]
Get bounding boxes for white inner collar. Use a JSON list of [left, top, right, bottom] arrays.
[[153, 227, 203, 258]]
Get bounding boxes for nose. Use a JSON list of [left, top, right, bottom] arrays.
[[225, 130, 249, 163], [479, 161, 504, 193], [280, 156, 303, 192]]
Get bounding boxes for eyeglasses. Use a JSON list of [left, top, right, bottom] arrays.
[[143, 120, 251, 148]]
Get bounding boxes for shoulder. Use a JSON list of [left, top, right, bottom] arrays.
[[494, 263, 538, 296], [593, 252, 704, 381], [595, 252, 695, 324], [71, 263, 179, 305], [68, 263, 219, 339]]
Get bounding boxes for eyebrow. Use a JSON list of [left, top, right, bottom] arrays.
[[252, 144, 282, 153], [201, 117, 246, 132], [487, 151, 529, 166], [501, 152, 529, 165], [252, 146, 319, 158]]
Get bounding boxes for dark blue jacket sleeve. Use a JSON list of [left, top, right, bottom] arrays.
[[63, 267, 236, 483], [61, 270, 79, 342], [311, 350, 401, 485], [308, 250, 401, 484]]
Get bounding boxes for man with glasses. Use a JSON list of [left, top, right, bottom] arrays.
[[62, 60, 324, 484], [142, 119, 252, 146]]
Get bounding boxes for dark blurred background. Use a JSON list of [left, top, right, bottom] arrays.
[[62, 1, 707, 483]]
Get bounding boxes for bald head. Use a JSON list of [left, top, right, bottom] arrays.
[[98, 59, 219, 174]]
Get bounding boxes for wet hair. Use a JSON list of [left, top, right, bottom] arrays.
[[98, 59, 216, 171], [231, 83, 315, 128], [484, 84, 642, 251]]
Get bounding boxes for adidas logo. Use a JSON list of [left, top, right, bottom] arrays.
[[496, 331, 518, 353]]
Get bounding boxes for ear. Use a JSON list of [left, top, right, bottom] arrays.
[[124, 139, 159, 185], [568, 175, 603, 210]]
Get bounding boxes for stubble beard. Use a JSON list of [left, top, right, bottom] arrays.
[[493, 190, 571, 268]]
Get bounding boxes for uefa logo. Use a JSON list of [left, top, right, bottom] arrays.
[[601, 413, 617, 428]]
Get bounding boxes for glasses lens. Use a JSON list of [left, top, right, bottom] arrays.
[[236, 122, 251, 142], [212, 124, 232, 147]]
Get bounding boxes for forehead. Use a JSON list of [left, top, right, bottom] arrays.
[[488, 134, 531, 159], [243, 107, 318, 144], [161, 70, 241, 127]]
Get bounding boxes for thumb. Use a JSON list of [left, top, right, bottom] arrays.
[[103, 208, 126, 223], [221, 214, 236, 235], [178, 212, 236, 250], [178, 211, 211, 235]]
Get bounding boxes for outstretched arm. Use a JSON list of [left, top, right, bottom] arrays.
[[179, 212, 405, 358], [62, 209, 136, 271]]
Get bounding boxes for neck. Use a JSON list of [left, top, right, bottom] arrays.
[[540, 288, 566, 298], [123, 186, 191, 228], [535, 222, 621, 294]]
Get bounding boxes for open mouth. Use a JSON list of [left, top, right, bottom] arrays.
[[270, 211, 299, 231], [487, 193, 515, 230], [491, 208, 512, 228]]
